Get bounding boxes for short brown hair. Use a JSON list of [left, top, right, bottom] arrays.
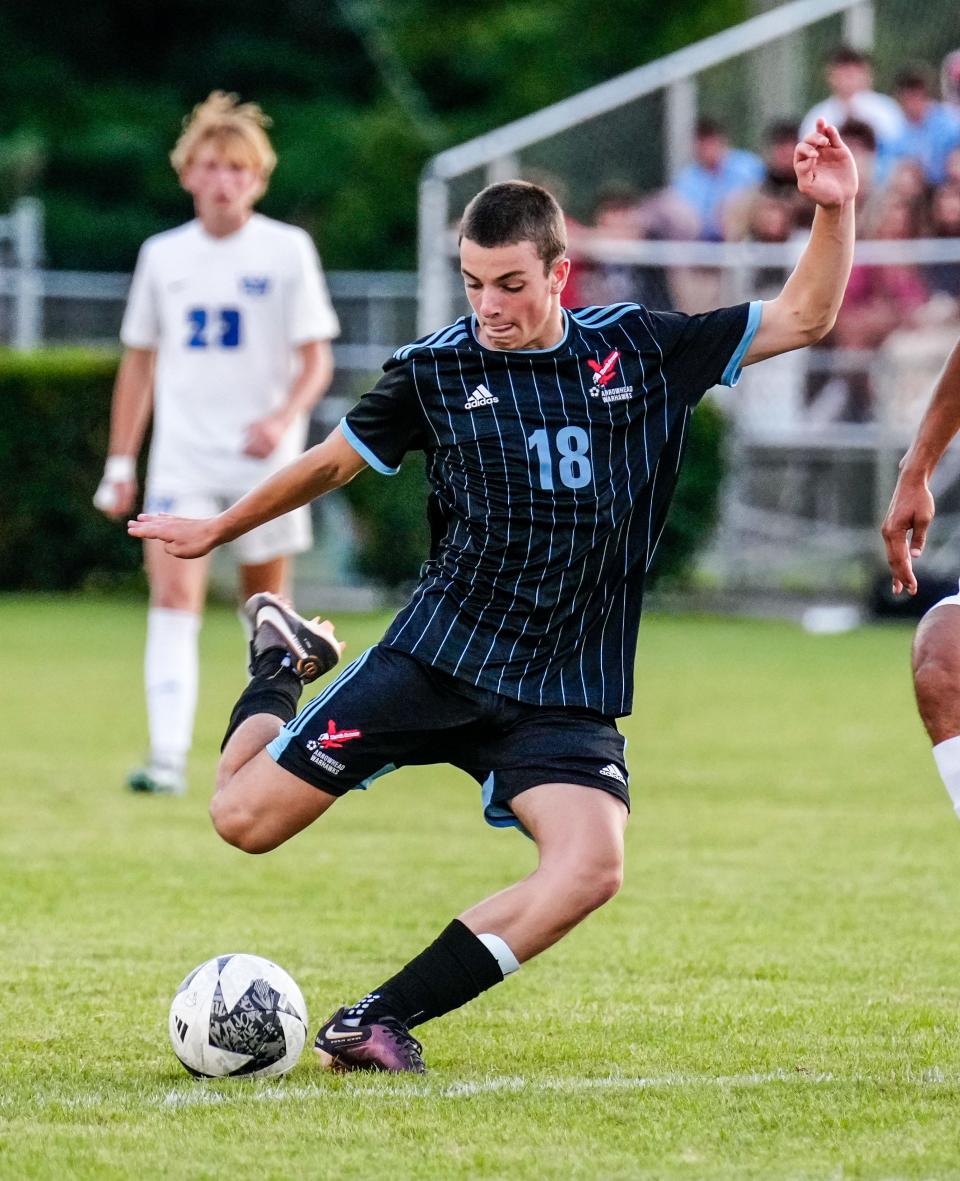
[[170, 91, 277, 189], [459, 181, 567, 271]]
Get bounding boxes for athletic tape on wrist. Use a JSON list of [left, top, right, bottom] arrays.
[[104, 455, 136, 482]]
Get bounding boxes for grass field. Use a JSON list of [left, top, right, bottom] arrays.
[[3, 594, 960, 1179]]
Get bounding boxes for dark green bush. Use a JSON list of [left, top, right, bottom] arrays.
[[0, 349, 725, 593], [0, 348, 142, 590], [341, 457, 431, 590], [648, 396, 727, 587]]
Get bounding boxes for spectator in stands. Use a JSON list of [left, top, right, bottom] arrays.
[[829, 194, 929, 419], [837, 119, 881, 220], [579, 184, 644, 306], [925, 182, 960, 300], [669, 116, 764, 241], [580, 184, 677, 308], [945, 144, 960, 187], [801, 45, 905, 152], [885, 157, 930, 206], [725, 119, 810, 240], [881, 64, 960, 186], [942, 50, 960, 109]]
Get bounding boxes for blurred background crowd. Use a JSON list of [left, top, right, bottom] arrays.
[[563, 44, 960, 426]]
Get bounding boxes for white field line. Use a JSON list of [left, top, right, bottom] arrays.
[[158, 1068, 840, 1108], [5, 1068, 947, 1115]]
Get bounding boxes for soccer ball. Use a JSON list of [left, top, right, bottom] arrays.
[[168, 953, 308, 1078]]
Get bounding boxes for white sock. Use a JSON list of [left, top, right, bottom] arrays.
[[932, 734, 960, 819], [477, 932, 520, 977], [145, 608, 201, 770]]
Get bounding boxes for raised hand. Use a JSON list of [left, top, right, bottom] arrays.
[[794, 119, 859, 208], [127, 513, 221, 559]]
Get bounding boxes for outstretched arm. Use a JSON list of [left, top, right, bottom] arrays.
[[743, 120, 857, 365], [881, 339, 960, 595], [128, 425, 367, 557]]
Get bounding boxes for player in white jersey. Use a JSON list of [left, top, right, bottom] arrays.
[[94, 92, 340, 796]]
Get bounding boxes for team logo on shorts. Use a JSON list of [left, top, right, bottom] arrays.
[[318, 718, 362, 749]]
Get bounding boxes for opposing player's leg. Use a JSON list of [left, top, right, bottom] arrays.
[[316, 778, 628, 1074], [128, 538, 212, 795], [210, 593, 343, 852], [238, 556, 288, 601], [913, 594, 960, 817]]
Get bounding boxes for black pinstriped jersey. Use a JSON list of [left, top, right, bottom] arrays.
[[341, 300, 761, 716]]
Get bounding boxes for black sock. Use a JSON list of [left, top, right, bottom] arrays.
[[220, 648, 303, 751], [346, 919, 504, 1029]]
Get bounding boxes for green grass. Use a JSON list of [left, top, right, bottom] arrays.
[[2, 595, 959, 1179]]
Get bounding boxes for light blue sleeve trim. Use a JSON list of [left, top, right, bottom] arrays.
[[720, 300, 763, 387], [339, 418, 400, 476]]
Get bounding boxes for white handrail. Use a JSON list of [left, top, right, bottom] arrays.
[[425, 0, 868, 181]]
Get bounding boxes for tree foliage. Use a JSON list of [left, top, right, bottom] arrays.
[[0, 0, 745, 270]]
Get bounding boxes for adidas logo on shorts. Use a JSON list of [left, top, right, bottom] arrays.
[[599, 763, 626, 785], [464, 384, 499, 410]]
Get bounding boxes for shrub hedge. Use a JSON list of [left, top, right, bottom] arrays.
[[0, 349, 143, 590], [1, 350, 726, 592]]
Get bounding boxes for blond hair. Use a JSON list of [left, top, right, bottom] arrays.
[[170, 91, 277, 190]]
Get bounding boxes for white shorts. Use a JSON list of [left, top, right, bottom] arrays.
[[143, 489, 311, 566], [927, 579, 960, 614]]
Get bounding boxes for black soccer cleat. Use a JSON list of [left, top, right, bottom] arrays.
[[243, 593, 341, 683], [314, 1007, 426, 1074]]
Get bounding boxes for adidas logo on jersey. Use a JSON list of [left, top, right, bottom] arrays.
[[464, 384, 499, 410], [598, 763, 626, 785]]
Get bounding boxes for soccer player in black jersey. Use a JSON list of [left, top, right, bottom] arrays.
[[131, 119, 857, 1073]]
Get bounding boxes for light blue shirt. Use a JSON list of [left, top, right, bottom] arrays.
[[879, 102, 960, 185], [671, 149, 765, 240]]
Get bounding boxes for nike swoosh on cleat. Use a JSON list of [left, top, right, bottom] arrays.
[[321, 1025, 365, 1043]]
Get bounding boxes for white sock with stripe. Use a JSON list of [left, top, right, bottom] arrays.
[[477, 932, 520, 976]]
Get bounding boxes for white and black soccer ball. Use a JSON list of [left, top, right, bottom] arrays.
[[168, 953, 308, 1078]]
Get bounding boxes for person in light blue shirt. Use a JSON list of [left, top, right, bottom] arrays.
[[879, 64, 960, 186], [670, 116, 765, 241]]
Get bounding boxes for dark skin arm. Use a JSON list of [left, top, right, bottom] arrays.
[[881, 338, 960, 595]]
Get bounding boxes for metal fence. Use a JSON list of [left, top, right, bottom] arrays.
[[0, 224, 418, 416]]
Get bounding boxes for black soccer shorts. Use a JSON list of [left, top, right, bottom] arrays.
[[267, 644, 630, 832]]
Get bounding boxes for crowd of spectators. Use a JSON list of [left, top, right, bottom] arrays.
[[562, 45, 960, 424]]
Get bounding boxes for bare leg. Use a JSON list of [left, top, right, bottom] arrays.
[[458, 782, 628, 962], [239, 556, 288, 600], [146, 539, 212, 613], [209, 737, 338, 855], [913, 604, 960, 743], [209, 609, 343, 854]]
